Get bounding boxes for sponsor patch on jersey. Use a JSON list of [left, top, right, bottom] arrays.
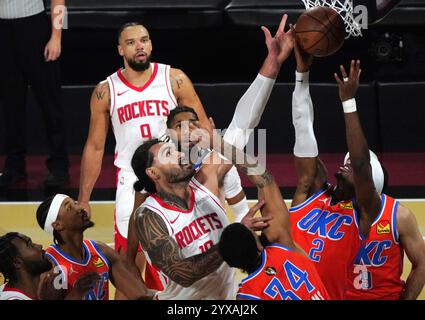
[[340, 202, 353, 210], [93, 257, 105, 268], [377, 220, 391, 234], [264, 267, 276, 276]]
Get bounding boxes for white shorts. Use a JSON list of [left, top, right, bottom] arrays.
[[114, 169, 138, 243]]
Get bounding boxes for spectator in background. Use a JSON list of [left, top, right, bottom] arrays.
[[0, 0, 69, 189]]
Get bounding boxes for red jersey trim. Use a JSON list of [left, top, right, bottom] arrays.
[[144, 203, 175, 234], [190, 178, 226, 213], [151, 188, 195, 214], [117, 63, 158, 93], [165, 65, 178, 106], [2, 285, 35, 300], [108, 76, 116, 116]]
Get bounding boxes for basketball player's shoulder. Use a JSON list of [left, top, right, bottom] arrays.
[[91, 80, 111, 109], [169, 67, 192, 90]]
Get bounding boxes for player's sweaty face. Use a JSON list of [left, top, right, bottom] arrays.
[[169, 112, 199, 148], [119, 26, 152, 64]]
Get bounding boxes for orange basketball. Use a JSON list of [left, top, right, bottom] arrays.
[[295, 6, 345, 57]]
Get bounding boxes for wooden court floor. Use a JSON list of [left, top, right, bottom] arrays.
[[1, 200, 424, 300]]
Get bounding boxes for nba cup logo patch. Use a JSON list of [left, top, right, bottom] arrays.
[[93, 257, 105, 268], [264, 267, 276, 276], [340, 202, 353, 210], [377, 220, 391, 234]]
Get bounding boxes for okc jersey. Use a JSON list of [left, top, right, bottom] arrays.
[[290, 183, 364, 300], [107, 63, 177, 172], [45, 240, 110, 300], [0, 284, 33, 300], [237, 244, 329, 300], [139, 178, 237, 300], [346, 194, 405, 299]]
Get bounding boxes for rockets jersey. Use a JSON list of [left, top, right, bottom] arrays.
[[139, 178, 237, 300], [237, 244, 329, 300], [107, 63, 177, 171], [289, 184, 365, 300], [346, 194, 405, 300], [0, 284, 34, 300], [45, 240, 110, 300]]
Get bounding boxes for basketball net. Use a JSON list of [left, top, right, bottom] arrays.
[[301, 0, 362, 38]]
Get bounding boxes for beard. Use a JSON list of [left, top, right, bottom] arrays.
[[165, 166, 196, 184], [25, 255, 52, 276], [127, 54, 151, 72]]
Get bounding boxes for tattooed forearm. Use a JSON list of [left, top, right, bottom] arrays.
[[135, 207, 223, 287], [214, 134, 273, 188]]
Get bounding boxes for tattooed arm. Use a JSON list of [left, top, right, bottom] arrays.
[[135, 207, 224, 287], [170, 68, 211, 131], [78, 82, 111, 216], [213, 130, 295, 249]]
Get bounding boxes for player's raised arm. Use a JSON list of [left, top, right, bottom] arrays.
[[134, 207, 224, 288], [291, 25, 328, 208], [207, 121, 293, 248], [78, 82, 111, 215], [224, 14, 294, 149], [334, 60, 381, 236]]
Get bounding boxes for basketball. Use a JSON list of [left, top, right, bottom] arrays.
[[295, 6, 345, 57]]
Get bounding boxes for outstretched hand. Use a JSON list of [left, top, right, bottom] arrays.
[[290, 24, 314, 73], [334, 60, 361, 102], [261, 14, 295, 64], [241, 200, 273, 231]]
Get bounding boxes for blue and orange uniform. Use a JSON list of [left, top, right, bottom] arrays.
[[289, 183, 365, 299], [45, 240, 110, 300], [237, 244, 329, 300], [346, 194, 405, 299]]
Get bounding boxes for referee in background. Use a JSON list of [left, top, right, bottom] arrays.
[[0, 0, 69, 189]]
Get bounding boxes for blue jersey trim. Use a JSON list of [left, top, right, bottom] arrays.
[[289, 188, 328, 212], [392, 200, 400, 244], [45, 252, 66, 284], [51, 242, 91, 266], [240, 250, 267, 284], [268, 243, 293, 252], [236, 293, 262, 300], [89, 240, 111, 269], [371, 194, 386, 226]]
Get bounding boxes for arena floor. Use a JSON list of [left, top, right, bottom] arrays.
[[1, 200, 424, 300]]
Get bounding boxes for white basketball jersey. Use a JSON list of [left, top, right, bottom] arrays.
[[140, 178, 237, 300], [0, 284, 33, 300], [107, 63, 177, 171]]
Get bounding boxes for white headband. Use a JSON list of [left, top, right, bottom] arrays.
[[344, 150, 384, 194], [44, 194, 68, 235]]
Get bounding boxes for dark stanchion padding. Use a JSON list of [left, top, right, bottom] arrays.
[[378, 82, 425, 152], [46, 0, 232, 29], [365, 0, 425, 26], [225, 0, 305, 26]]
